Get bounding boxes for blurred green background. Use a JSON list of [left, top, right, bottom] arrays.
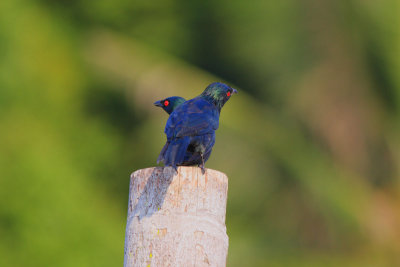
[[1, 0, 399, 266]]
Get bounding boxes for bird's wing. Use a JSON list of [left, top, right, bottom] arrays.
[[165, 97, 219, 139]]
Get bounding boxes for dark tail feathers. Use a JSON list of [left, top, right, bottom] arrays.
[[157, 137, 191, 168]]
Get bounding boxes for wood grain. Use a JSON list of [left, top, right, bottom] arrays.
[[124, 166, 229, 267]]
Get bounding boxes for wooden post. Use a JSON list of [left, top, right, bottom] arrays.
[[124, 166, 229, 267]]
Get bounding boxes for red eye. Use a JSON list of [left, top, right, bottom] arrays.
[[227, 91, 231, 97], [164, 100, 169, 106]]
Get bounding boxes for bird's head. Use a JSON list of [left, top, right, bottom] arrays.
[[201, 82, 238, 110], [154, 96, 186, 115]]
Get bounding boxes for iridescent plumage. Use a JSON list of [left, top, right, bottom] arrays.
[[157, 82, 237, 172], [154, 96, 186, 115]]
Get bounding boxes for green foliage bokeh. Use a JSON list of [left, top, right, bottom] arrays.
[[1, 0, 399, 266]]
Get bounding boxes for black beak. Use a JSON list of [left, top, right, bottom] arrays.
[[154, 100, 163, 107], [232, 88, 238, 94]]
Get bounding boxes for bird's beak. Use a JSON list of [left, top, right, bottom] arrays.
[[154, 100, 163, 107], [232, 88, 238, 94]]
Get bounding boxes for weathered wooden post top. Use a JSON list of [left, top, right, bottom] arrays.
[[124, 166, 229, 267]]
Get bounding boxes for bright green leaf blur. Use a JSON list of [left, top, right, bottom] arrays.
[[1, 0, 399, 266]]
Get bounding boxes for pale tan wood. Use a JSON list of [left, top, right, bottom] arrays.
[[124, 166, 229, 267]]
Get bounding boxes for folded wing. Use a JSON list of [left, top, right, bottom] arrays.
[[159, 97, 219, 168]]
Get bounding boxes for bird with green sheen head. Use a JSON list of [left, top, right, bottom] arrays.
[[154, 96, 186, 115], [200, 82, 238, 111]]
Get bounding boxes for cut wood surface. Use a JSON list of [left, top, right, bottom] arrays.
[[124, 166, 229, 267]]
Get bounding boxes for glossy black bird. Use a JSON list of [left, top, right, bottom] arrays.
[[157, 82, 237, 172], [154, 96, 186, 115], [154, 95, 212, 167]]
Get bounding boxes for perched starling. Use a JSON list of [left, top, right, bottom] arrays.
[[154, 96, 213, 167], [157, 82, 237, 173]]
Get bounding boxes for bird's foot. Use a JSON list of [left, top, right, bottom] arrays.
[[199, 164, 206, 174], [172, 165, 178, 174], [200, 153, 206, 174]]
